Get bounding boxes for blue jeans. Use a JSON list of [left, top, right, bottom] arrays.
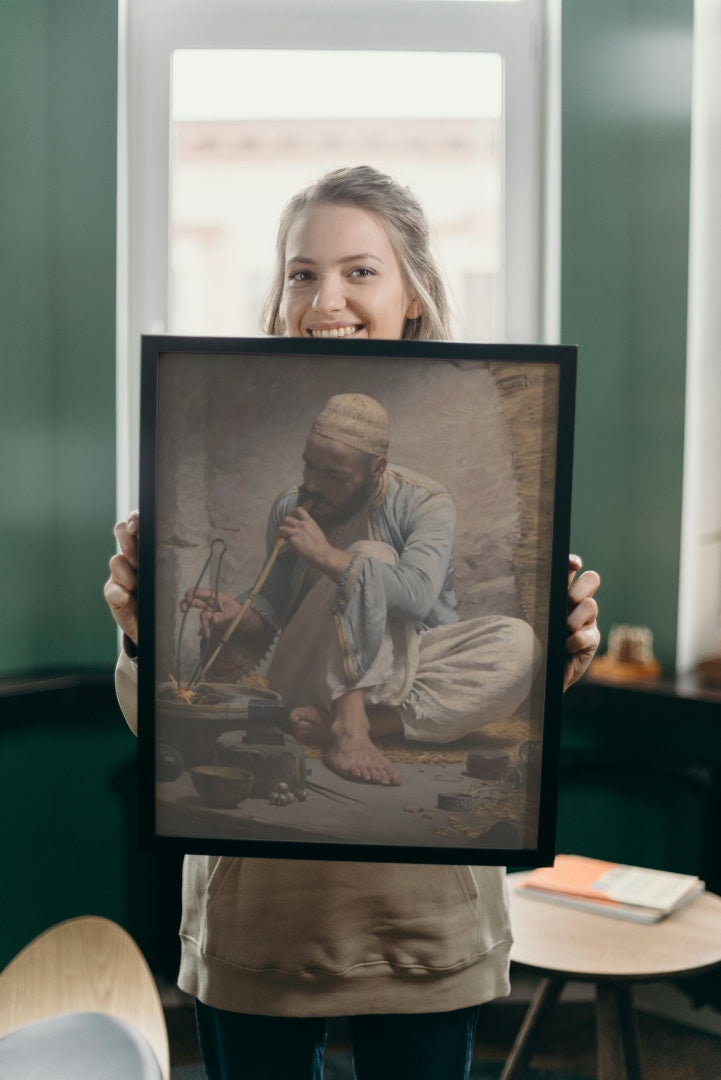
[[195, 1000, 481, 1080]]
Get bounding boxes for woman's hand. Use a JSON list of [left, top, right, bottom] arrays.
[[104, 510, 140, 646], [565, 554, 601, 691]]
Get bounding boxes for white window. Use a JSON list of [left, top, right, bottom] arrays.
[[677, 0, 721, 674], [117, 0, 558, 510]]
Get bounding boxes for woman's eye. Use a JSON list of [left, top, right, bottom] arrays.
[[349, 267, 375, 279], [288, 270, 313, 283]]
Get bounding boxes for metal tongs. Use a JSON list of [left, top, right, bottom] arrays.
[[186, 498, 313, 690]]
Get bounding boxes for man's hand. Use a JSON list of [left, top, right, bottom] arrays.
[[276, 506, 330, 563], [104, 510, 139, 645], [180, 588, 242, 640], [180, 587, 272, 641], [565, 554, 601, 691], [276, 506, 350, 581]]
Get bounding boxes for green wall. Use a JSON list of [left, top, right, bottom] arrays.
[[562, 0, 693, 669], [0, 0, 118, 675]]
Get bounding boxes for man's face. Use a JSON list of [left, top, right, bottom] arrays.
[[299, 433, 383, 525]]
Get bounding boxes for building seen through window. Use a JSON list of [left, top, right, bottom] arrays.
[[170, 50, 503, 341]]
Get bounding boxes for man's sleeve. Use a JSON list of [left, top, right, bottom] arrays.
[[375, 491, 456, 621], [333, 490, 456, 684], [115, 650, 139, 736]]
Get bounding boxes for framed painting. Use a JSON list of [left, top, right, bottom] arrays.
[[137, 336, 576, 865]]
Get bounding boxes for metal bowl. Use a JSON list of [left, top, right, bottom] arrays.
[[156, 682, 281, 768]]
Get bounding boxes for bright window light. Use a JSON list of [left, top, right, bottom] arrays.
[[172, 50, 502, 121], [170, 50, 504, 341]]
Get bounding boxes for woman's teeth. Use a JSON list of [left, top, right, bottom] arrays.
[[310, 325, 360, 338]]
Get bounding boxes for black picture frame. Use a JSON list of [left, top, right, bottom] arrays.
[[138, 336, 576, 865]]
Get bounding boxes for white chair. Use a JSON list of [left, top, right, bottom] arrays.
[[0, 915, 170, 1079]]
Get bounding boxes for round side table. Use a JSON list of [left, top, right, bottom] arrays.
[[502, 872, 721, 1080]]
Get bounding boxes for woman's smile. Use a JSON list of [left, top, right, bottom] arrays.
[[306, 323, 364, 338]]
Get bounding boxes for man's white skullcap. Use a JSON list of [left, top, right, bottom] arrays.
[[311, 393, 389, 457]]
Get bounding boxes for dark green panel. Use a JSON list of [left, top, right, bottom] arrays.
[[562, 0, 693, 668], [0, 688, 132, 966], [559, 682, 721, 889], [556, 771, 707, 877], [0, 683, 183, 976]]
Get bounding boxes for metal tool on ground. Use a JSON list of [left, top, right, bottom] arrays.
[[304, 780, 367, 806]]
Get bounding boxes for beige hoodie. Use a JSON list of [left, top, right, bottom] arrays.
[[116, 651, 512, 1016]]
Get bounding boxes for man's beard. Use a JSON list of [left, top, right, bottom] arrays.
[[299, 472, 377, 527]]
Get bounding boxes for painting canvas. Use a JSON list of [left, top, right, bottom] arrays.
[[137, 336, 576, 865]]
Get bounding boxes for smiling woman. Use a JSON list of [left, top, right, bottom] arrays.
[[107, 197, 596, 1080], [263, 167, 449, 341]]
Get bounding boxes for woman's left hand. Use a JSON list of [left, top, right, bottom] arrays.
[[564, 554, 601, 691]]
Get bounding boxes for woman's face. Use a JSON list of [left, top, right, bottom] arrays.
[[281, 203, 421, 340]]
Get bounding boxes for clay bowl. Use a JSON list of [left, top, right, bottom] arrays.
[[190, 765, 254, 809]]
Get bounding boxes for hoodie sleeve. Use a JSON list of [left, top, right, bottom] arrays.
[[115, 648, 139, 736]]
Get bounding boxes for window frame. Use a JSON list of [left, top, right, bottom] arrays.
[[117, 0, 558, 510], [676, 0, 721, 674]]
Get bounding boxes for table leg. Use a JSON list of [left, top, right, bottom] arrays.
[[499, 976, 565, 1080], [596, 982, 643, 1080]]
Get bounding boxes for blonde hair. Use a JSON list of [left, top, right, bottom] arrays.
[[261, 165, 454, 341]]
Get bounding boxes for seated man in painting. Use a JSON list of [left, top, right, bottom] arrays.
[[184, 392, 540, 787]]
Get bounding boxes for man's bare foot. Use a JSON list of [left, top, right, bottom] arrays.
[[288, 705, 332, 746], [324, 724, 402, 786]]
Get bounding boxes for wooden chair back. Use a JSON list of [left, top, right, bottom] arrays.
[[0, 915, 169, 1080]]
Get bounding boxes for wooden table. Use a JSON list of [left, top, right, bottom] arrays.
[[502, 872, 721, 1080]]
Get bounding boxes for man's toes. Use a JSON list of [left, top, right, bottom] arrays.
[[366, 761, 388, 784], [323, 744, 402, 787], [372, 760, 401, 786]]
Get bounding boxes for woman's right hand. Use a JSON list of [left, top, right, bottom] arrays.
[[104, 510, 139, 646]]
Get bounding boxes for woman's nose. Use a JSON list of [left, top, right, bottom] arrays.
[[312, 274, 345, 314]]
